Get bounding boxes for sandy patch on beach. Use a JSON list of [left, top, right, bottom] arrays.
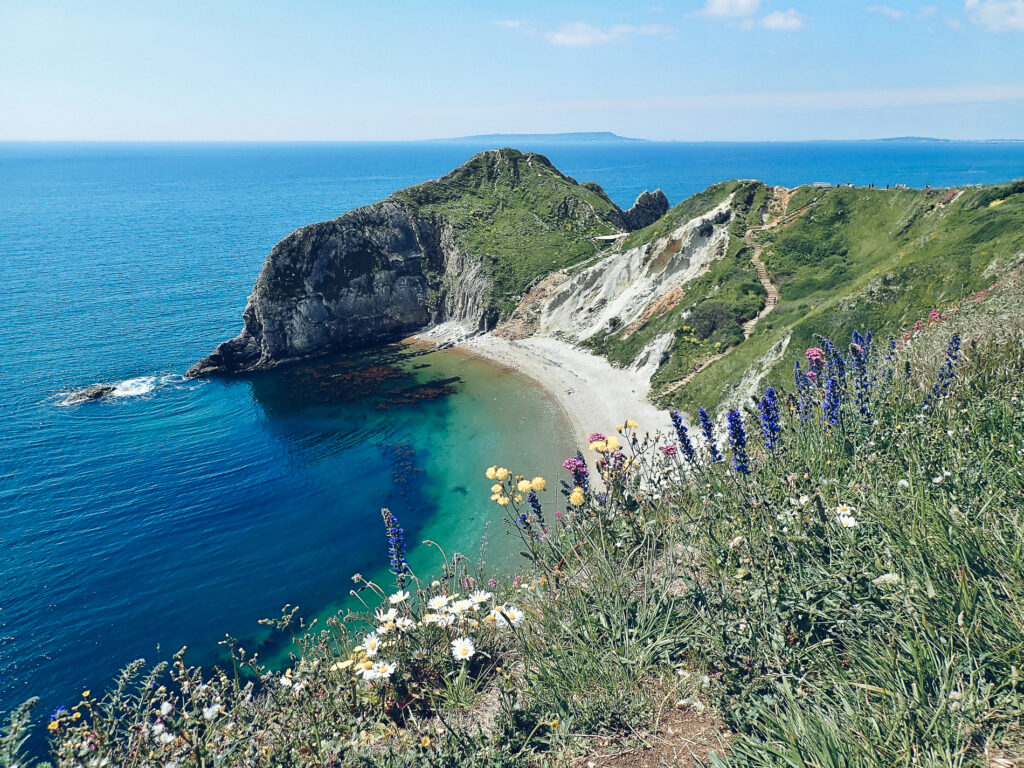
[[417, 326, 672, 456]]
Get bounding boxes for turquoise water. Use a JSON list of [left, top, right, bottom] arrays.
[[3, 140, 1024, 728]]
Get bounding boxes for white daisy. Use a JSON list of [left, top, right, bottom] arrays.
[[451, 637, 475, 661], [427, 595, 450, 610], [468, 590, 493, 604], [388, 590, 410, 604], [395, 617, 415, 632], [410, 648, 429, 661], [372, 661, 397, 681], [375, 607, 398, 623], [450, 598, 476, 614], [363, 632, 382, 657], [492, 604, 524, 628], [837, 513, 859, 528], [835, 503, 856, 516]]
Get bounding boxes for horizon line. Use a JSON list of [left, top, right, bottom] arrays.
[[3, 136, 1024, 144]]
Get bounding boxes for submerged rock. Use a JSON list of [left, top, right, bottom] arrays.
[[66, 385, 116, 403]]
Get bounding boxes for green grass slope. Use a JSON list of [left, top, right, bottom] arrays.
[[396, 148, 621, 319], [663, 179, 1024, 412]]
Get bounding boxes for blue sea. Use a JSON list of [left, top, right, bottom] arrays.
[[3, 139, 1024, 730]]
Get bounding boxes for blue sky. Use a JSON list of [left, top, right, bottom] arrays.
[[1, 0, 1022, 141]]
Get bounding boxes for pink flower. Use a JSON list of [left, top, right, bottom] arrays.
[[487, 578, 497, 587], [805, 347, 824, 364], [851, 343, 864, 354], [806, 370, 817, 381], [662, 444, 678, 457], [588, 432, 606, 443], [913, 320, 922, 331], [929, 309, 940, 321]]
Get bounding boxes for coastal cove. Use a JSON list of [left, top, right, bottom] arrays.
[[4, 139, 1024, 731]]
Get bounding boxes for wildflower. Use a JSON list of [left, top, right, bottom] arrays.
[[159, 701, 173, 716], [922, 334, 962, 409], [897, 479, 910, 489], [806, 347, 824, 365], [568, 487, 585, 506], [872, 573, 901, 588], [450, 598, 475, 613], [663, 444, 678, 457], [395, 617, 415, 632], [929, 308, 941, 320], [451, 637, 476, 661], [202, 704, 220, 721], [605, 435, 621, 451], [468, 589, 493, 604], [486, 466, 497, 480], [372, 662, 397, 681], [562, 454, 590, 491], [668, 411, 697, 462], [729, 536, 744, 550], [698, 408, 723, 462], [758, 387, 782, 451], [589, 439, 607, 451], [159, 732, 175, 745], [388, 590, 410, 604], [496, 495, 510, 506], [381, 508, 409, 580], [427, 595, 449, 610], [835, 503, 855, 516], [279, 676, 293, 688], [363, 633, 382, 657], [726, 409, 750, 474], [517, 479, 532, 493], [495, 467, 511, 481], [625, 419, 639, 429], [490, 483, 502, 493], [487, 578, 497, 587], [837, 513, 859, 528], [375, 606, 398, 623], [822, 377, 841, 426], [588, 432, 606, 444], [410, 648, 429, 661], [421, 736, 432, 747], [493, 604, 524, 628], [530, 476, 546, 491], [527, 490, 547, 532]]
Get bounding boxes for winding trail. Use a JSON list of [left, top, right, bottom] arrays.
[[662, 188, 813, 394]]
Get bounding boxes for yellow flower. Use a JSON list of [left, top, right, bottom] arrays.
[[485, 466, 497, 480], [490, 493, 501, 501], [48, 721, 59, 732], [82, 690, 90, 699], [569, 487, 585, 506], [491, 483, 502, 493], [589, 440, 607, 451], [496, 495, 510, 506], [625, 419, 639, 429], [495, 467, 510, 481], [421, 736, 431, 747], [530, 476, 546, 491], [605, 435, 621, 451], [616, 424, 623, 432], [517, 479, 532, 493], [514, 493, 523, 503]]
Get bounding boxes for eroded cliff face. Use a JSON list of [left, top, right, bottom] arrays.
[[188, 148, 666, 377]]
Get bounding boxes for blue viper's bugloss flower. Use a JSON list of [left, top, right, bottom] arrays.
[[923, 334, 962, 409], [381, 508, 409, 580], [698, 408, 723, 463], [849, 332, 872, 421], [759, 387, 782, 450], [726, 409, 751, 474], [822, 377, 841, 426], [528, 490, 547, 533], [670, 411, 697, 463]]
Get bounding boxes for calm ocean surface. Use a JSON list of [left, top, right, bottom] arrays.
[[3, 140, 1024, 725]]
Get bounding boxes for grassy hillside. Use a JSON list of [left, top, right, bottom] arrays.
[[396, 149, 621, 319], [8, 274, 1023, 768], [660, 179, 1024, 412]]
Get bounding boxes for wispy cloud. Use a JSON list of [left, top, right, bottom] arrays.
[[965, 0, 1024, 30], [702, 0, 762, 17], [867, 5, 908, 19], [544, 21, 673, 47], [760, 9, 805, 29]]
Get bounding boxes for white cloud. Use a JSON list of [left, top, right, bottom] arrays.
[[761, 9, 805, 29], [702, 0, 762, 17], [966, 0, 1024, 30], [544, 22, 673, 47], [867, 5, 908, 19]]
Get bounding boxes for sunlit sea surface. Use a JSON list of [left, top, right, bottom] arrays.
[[3, 139, 1024, 725]]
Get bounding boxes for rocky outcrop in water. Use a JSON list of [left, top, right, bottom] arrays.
[[188, 149, 669, 377]]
